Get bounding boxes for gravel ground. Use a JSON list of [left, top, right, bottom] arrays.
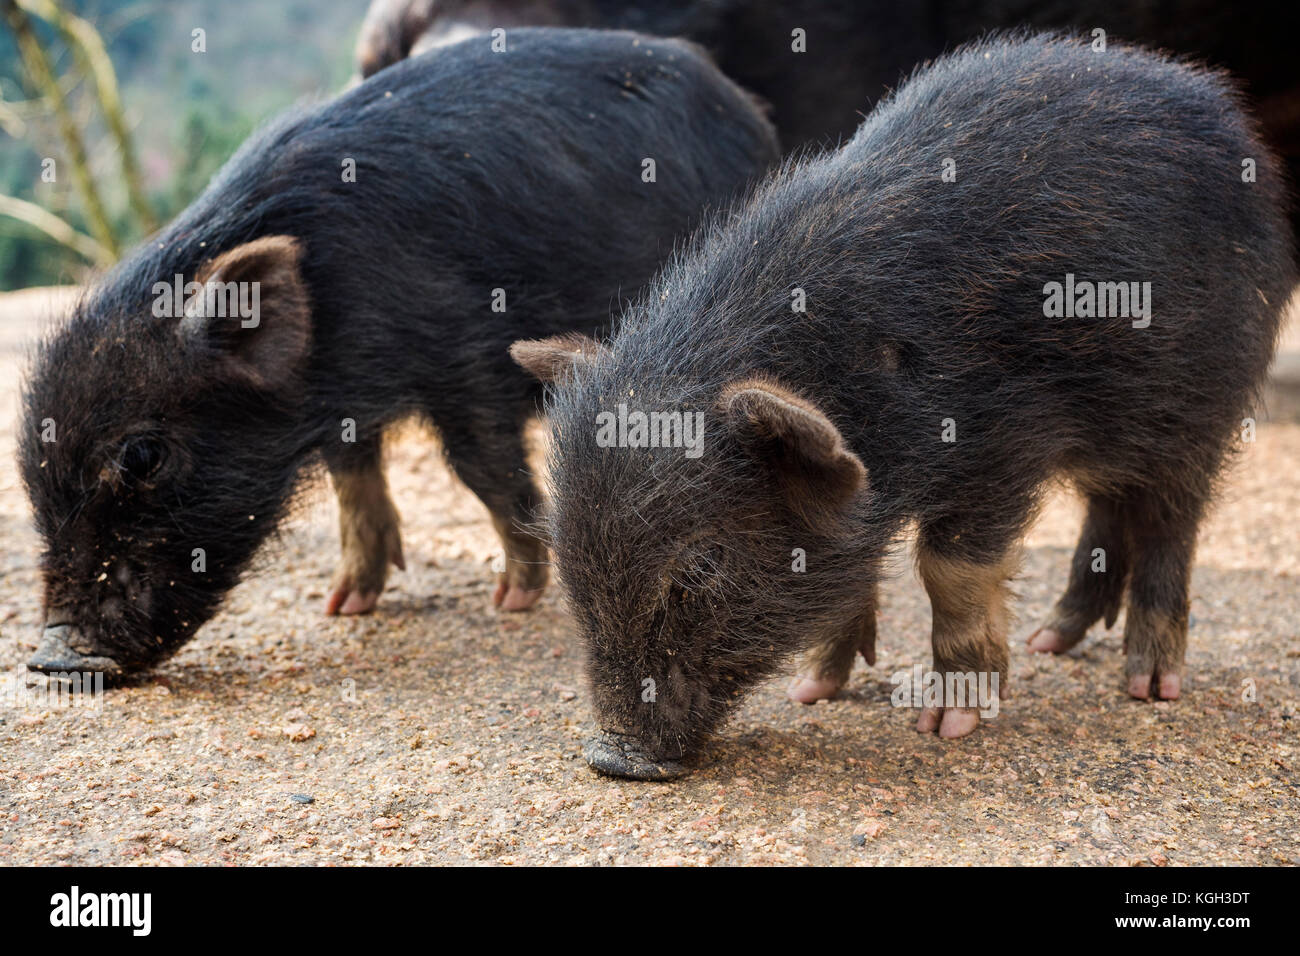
[[0, 289, 1296, 866]]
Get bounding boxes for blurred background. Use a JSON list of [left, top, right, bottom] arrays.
[[0, 0, 360, 293]]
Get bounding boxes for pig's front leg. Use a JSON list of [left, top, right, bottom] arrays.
[[324, 438, 405, 615], [788, 582, 878, 703], [915, 538, 1015, 738]]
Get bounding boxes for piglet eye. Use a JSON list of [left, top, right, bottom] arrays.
[[120, 437, 164, 482]]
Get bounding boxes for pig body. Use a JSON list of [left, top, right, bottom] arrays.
[[19, 28, 778, 676], [516, 34, 1296, 779]]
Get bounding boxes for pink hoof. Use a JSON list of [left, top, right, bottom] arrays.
[[916, 706, 980, 738], [1027, 627, 1072, 653], [1128, 671, 1182, 700], [1157, 672, 1182, 699], [939, 707, 980, 738], [326, 585, 379, 616], [494, 579, 544, 612], [1127, 673, 1152, 699], [787, 674, 843, 704], [916, 707, 941, 733]]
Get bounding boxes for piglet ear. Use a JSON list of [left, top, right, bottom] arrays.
[[179, 235, 311, 391], [510, 333, 607, 384], [721, 378, 867, 525]]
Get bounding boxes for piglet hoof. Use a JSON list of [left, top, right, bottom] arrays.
[[326, 532, 402, 616], [916, 706, 981, 739], [492, 578, 545, 612], [583, 731, 687, 781], [787, 673, 844, 704], [326, 582, 380, 616], [1127, 671, 1182, 701], [1026, 626, 1075, 653]]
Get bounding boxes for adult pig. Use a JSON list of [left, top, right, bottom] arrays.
[[355, 1, 1300, 217]]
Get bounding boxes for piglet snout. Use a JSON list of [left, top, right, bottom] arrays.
[[583, 730, 688, 781], [28, 622, 123, 677]]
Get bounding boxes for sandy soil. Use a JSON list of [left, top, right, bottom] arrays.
[[0, 289, 1296, 866]]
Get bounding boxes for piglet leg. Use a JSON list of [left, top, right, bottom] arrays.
[[438, 417, 549, 611], [1120, 490, 1199, 701], [326, 447, 404, 616], [1029, 493, 1130, 653], [788, 586, 878, 703], [915, 542, 1015, 738], [488, 511, 550, 611]]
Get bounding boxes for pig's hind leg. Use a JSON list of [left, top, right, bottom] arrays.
[[1028, 493, 1132, 654], [915, 535, 1017, 739], [787, 582, 878, 704], [437, 416, 549, 612], [324, 435, 405, 615], [1117, 484, 1206, 701], [1030, 482, 1202, 701]]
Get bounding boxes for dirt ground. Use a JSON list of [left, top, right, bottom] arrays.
[[0, 289, 1296, 866]]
